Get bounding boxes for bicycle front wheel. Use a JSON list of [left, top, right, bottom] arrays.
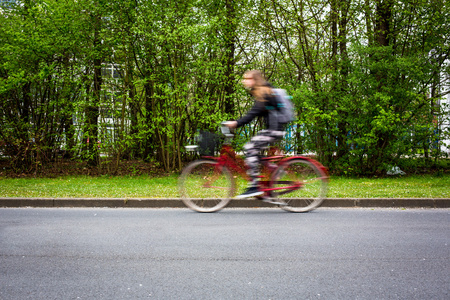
[[270, 158, 328, 212], [179, 160, 235, 212]]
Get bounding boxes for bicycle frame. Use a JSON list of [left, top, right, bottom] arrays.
[[200, 143, 328, 197]]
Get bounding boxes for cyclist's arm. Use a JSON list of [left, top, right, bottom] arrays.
[[235, 101, 265, 128]]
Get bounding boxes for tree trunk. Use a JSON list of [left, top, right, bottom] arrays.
[[86, 13, 102, 166], [223, 0, 236, 115], [373, 0, 393, 172]]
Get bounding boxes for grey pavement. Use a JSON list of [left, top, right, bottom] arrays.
[[1, 207, 449, 299], [0, 197, 449, 208]]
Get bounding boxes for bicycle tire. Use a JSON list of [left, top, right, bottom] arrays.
[[179, 159, 235, 212], [270, 158, 328, 212]]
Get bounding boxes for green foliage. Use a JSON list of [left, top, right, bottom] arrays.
[[0, 0, 449, 176]]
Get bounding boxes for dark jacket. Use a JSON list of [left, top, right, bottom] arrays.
[[236, 87, 284, 131]]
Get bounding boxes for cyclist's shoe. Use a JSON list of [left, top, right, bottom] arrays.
[[235, 187, 264, 199], [262, 198, 288, 206]]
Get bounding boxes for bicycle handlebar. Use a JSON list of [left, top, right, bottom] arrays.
[[221, 122, 234, 138]]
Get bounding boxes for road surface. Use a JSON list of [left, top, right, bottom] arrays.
[[1, 207, 448, 299]]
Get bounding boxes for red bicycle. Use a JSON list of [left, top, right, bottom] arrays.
[[179, 124, 329, 212]]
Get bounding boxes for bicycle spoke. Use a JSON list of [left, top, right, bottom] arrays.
[[270, 159, 328, 212], [179, 160, 235, 212]]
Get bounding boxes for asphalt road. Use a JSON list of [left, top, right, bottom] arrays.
[[0, 208, 449, 300]]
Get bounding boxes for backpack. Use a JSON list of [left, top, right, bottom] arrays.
[[273, 88, 295, 124]]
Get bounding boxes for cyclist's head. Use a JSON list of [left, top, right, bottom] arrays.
[[243, 70, 266, 88], [243, 70, 271, 102]]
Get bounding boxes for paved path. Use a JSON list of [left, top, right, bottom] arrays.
[[1, 207, 449, 299]]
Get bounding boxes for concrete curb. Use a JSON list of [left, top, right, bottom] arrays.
[[0, 198, 449, 208]]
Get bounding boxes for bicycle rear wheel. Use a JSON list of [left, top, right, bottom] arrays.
[[179, 159, 235, 212], [270, 158, 328, 212]]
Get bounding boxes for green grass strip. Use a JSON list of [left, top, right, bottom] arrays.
[[0, 174, 449, 198]]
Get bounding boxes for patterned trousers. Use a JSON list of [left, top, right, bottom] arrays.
[[243, 129, 285, 186]]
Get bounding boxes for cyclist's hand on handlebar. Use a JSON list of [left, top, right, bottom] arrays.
[[223, 121, 237, 129]]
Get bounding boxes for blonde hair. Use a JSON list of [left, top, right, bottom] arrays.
[[244, 70, 272, 102]]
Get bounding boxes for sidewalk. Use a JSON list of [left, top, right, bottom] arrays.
[[0, 198, 448, 208]]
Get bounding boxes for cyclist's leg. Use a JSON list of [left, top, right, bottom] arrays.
[[237, 130, 284, 198], [244, 129, 285, 178]]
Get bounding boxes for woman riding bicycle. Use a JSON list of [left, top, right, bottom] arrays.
[[225, 70, 287, 199]]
